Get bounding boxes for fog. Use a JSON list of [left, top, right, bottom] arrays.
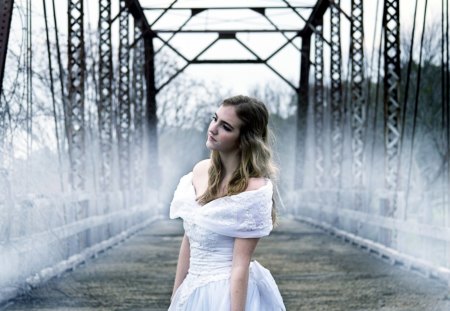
[[1, 0, 450, 304]]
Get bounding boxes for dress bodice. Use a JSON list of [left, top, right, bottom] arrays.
[[184, 220, 234, 275]]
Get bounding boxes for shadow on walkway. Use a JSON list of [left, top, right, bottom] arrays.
[[3, 218, 450, 311]]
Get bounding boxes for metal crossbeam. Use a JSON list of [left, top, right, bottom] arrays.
[[98, 0, 114, 192], [142, 6, 314, 10], [68, 0, 85, 191], [153, 29, 302, 33]]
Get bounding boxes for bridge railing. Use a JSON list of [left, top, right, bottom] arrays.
[[289, 188, 450, 285], [0, 188, 161, 304]]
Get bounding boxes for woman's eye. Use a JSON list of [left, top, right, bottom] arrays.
[[211, 115, 217, 122], [223, 125, 231, 131]]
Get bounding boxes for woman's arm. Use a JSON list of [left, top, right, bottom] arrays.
[[230, 237, 259, 311], [171, 233, 190, 300]]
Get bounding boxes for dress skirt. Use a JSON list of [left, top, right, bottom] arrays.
[[169, 261, 285, 311]]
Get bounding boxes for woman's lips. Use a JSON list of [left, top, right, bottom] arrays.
[[208, 135, 216, 142]]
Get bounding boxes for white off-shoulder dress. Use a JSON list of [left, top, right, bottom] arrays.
[[168, 172, 286, 311]]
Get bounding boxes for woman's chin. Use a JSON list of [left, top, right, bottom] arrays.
[[205, 141, 214, 150]]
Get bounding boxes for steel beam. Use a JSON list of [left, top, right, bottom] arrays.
[[153, 29, 302, 33], [384, 0, 401, 197], [295, 34, 311, 188], [143, 34, 159, 188], [297, 0, 330, 42], [330, 0, 343, 187], [0, 0, 14, 98], [98, 0, 114, 192], [125, 0, 159, 188], [350, 0, 365, 189], [382, 0, 401, 246], [132, 24, 145, 199], [68, 0, 86, 191], [295, 0, 331, 188], [143, 6, 314, 10], [314, 22, 325, 188], [117, 0, 131, 190], [0, 0, 14, 169]]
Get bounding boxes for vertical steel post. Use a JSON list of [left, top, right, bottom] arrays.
[[330, 0, 343, 188], [0, 0, 14, 99], [351, 0, 365, 188], [0, 0, 14, 174], [383, 0, 401, 245], [350, 0, 366, 234], [124, 0, 159, 189], [143, 32, 159, 188], [132, 24, 145, 201], [351, 0, 365, 197], [314, 21, 325, 188], [118, 0, 131, 190], [68, 0, 86, 191], [295, 34, 312, 189], [384, 0, 401, 197], [98, 0, 114, 192]]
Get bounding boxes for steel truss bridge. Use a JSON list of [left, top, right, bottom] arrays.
[[0, 0, 449, 307]]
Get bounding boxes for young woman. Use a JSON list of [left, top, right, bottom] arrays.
[[169, 95, 285, 311]]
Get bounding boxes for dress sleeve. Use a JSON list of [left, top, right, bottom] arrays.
[[169, 172, 196, 220], [195, 180, 274, 238]]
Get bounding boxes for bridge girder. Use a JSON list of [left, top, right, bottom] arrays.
[[98, 0, 114, 192], [68, 0, 86, 191], [330, 0, 343, 188], [314, 20, 325, 188]]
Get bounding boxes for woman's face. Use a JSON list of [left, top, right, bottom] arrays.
[[206, 105, 242, 153]]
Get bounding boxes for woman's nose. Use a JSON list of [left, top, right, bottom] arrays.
[[209, 122, 218, 134]]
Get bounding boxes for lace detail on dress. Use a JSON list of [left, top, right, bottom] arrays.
[[173, 272, 230, 309], [169, 172, 273, 238]]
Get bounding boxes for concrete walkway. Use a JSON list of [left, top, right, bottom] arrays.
[[3, 218, 450, 311]]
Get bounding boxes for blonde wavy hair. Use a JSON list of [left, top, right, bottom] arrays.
[[197, 95, 278, 224]]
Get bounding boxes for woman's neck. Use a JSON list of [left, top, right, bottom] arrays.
[[219, 150, 239, 179]]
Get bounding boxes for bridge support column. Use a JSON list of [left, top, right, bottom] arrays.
[[313, 20, 325, 189], [0, 0, 14, 100], [98, 0, 114, 192], [118, 0, 131, 190], [132, 25, 145, 203], [330, 1, 343, 226], [330, 0, 343, 188], [68, 0, 86, 191], [0, 0, 14, 185], [143, 34, 159, 189], [383, 0, 401, 247], [350, 0, 366, 234], [295, 34, 311, 189], [125, 0, 159, 190]]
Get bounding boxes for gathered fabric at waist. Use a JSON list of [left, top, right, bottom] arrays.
[[188, 246, 233, 276]]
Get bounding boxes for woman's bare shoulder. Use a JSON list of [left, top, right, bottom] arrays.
[[192, 159, 210, 178], [246, 177, 267, 191]]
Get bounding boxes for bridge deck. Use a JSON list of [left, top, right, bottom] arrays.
[[3, 218, 450, 311]]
